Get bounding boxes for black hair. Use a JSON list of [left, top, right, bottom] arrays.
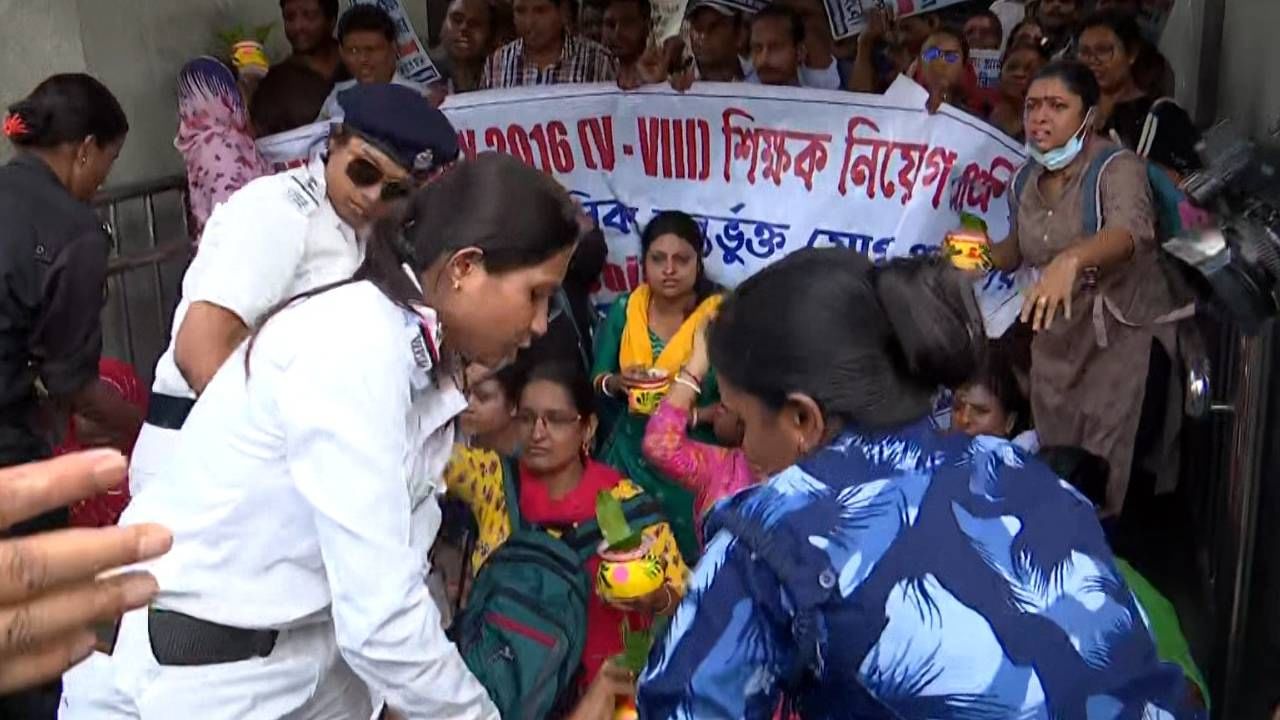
[[250, 63, 334, 137], [966, 9, 1004, 37], [1078, 10, 1144, 56], [751, 5, 805, 45], [521, 360, 596, 420], [606, 0, 652, 21], [1033, 59, 1101, 110], [1038, 446, 1110, 508], [924, 24, 970, 61], [280, 0, 340, 20], [1008, 18, 1047, 50], [958, 342, 1031, 437], [246, 152, 578, 371], [1002, 37, 1052, 66], [640, 210, 718, 302], [709, 249, 982, 429], [338, 3, 398, 43], [5, 74, 128, 149], [473, 361, 525, 405]]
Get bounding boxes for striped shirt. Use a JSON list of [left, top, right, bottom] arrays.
[[482, 34, 617, 88]]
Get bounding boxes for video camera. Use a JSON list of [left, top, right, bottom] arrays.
[[1164, 119, 1280, 335]]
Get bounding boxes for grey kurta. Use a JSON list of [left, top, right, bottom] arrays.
[[1012, 137, 1184, 514]]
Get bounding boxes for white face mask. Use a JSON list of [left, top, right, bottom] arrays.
[[1026, 108, 1095, 171]]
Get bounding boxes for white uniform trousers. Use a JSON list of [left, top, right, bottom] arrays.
[[60, 608, 373, 719]]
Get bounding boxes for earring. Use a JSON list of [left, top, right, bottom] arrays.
[[797, 437, 809, 456], [452, 280, 462, 291]]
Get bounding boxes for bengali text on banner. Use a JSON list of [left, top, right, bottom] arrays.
[[440, 82, 1030, 337]]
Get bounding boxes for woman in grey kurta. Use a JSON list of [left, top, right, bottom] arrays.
[[991, 60, 1189, 516]]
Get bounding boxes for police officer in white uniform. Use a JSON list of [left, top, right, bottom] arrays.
[[128, 84, 458, 498], [61, 153, 582, 719]]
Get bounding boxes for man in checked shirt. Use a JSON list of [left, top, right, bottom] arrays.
[[482, 0, 617, 87]]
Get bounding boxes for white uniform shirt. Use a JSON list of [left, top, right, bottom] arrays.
[[150, 156, 364, 400], [123, 281, 498, 720], [318, 72, 429, 121]]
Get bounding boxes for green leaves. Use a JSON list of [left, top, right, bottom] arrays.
[[615, 616, 669, 673], [596, 492, 643, 552], [216, 22, 274, 54]]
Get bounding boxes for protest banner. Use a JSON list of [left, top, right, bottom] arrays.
[[256, 121, 330, 173], [350, 0, 441, 85], [440, 82, 1029, 337], [971, 49, 1002, 90], [823, 0, 969, 41]]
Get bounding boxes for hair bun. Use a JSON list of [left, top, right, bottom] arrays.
[[4, 100, 47, 145], [872, 256, 983, 391]]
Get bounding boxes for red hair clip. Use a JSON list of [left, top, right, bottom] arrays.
[[3, 113, 29, 139]]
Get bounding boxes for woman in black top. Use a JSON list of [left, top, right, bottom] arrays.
[[0, 72, 145, 706], [1077, 11, 1200, 178]]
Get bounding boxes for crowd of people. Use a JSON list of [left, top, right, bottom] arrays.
[[0, 0, 1222, 718]]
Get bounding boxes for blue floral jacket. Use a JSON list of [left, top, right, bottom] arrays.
[[638, 420, 1201, 719]]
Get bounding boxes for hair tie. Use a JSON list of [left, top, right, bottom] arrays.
[[3, 112, 29, 139]]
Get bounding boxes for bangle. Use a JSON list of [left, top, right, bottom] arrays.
[[596, 373, 617, 398], [673, 376, 701, 395], [679, 367, 703, 386], [655, 584, 676, 615]]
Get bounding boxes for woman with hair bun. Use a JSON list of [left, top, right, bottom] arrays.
[[637, 249, 1200, 719], [0, 71, 143, 718]]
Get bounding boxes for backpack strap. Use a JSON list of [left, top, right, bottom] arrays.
[[561, 493, 667, 563], [1137, 97, 1175, 159], [1007, 161, 1035, 232], [499, 456, 526, 531], [712, 506, 837, 692], [1081, 145, 1127, 236]]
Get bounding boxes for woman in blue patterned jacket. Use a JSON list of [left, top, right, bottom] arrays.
[[637, 249, 1201, 719]]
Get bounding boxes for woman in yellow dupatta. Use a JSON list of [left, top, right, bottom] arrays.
[[592, 211, 723, 561]]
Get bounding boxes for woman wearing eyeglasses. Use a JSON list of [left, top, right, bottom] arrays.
[[444, 361, 687, 695], [127, 83, 458, 500], [914, 26, 987, 116]]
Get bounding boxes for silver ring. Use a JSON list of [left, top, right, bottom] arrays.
[[1036, 297, 1048, 305]]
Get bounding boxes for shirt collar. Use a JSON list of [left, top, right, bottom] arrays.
[[10, 152, 65, 190], [519, 33, 577, 70]]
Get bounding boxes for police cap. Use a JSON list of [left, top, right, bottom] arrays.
[[337, 83, 459, 175]]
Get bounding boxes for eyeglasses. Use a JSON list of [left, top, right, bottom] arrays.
[[514, 409, 582, 431], [922, 47, 963, 64], [1077, 44, 1116, 64], [345, 157, 412, 201]]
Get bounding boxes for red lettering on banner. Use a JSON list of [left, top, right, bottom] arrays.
[[837, 116, 891, 198], [721, 108, 832, 191], [578, 117, 616, 171], [638, 117, 712, 181], [950, 156, 1016, 213], [923, 147, 959, 209], [837, 116, 966, 208], [457, 130, 478, 161], [483, 126, 506, 154], [598, 255, 643, 294]]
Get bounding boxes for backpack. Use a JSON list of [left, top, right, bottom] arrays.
[[451, 457, 666, 720], [1009, 139, 1207, 416]]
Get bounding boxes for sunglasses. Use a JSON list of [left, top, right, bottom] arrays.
[[923, 47, 963, 64], [345, 156, 412, 201]]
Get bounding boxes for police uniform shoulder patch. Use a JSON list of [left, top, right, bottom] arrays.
[[283, 172, 323, 216]]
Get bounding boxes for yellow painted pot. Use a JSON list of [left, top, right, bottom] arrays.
[[613, 696, 639, 720], [626, 369, 671, 416], [231, 41, 270, 77], [596, 535, 665, 603], [944, 229, 990, 271]]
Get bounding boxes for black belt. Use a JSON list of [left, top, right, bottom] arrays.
[[147, 607, 278, 666], [145, 393, 196, 431]]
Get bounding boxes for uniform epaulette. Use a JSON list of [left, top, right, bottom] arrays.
[[283, 172, 323, 216]]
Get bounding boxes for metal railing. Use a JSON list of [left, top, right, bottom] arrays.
[[93, 175, 193, 383]]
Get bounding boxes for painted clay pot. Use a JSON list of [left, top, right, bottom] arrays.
[[596, 534, 664, 603], [944, 228, 990, 270], [613, 696, 639, 720], [231, 41, 270, 77], [626, 368, 671, 416]]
